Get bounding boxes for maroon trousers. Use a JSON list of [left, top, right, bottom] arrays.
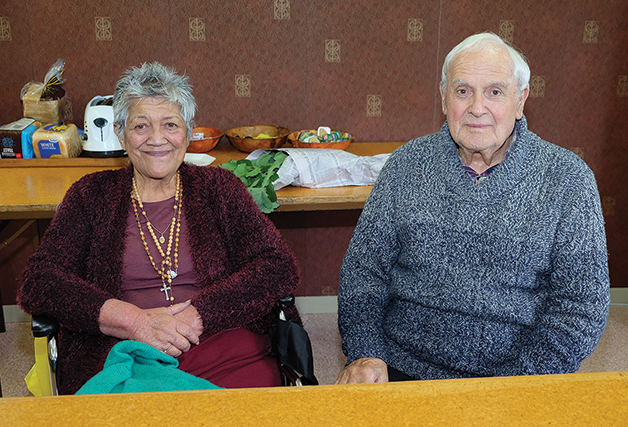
[[177, 328, 281, 388]]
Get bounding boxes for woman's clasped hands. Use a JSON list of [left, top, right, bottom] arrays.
[[99, 298, 204, 357]]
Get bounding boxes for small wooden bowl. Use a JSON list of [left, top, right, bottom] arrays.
[[225, 125, 291, 153], [288, 130, 353, 150], [187, 127, 223, 153]]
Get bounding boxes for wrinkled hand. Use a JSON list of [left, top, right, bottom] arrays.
[[334, 357, 389, 384], [129, 300, 201, 357], [173, 303, 203, 341], [99, 299, 202, 358]]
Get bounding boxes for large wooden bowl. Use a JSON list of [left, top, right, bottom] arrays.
[[187, 127, 223, 153], [288, 130, 353, 150], [224, 125, 291, 153]]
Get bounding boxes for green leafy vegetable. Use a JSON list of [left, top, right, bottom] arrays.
[[219, 151, 288, 213]]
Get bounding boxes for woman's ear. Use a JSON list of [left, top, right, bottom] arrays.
[[188, 122, 195, 146], [114, 124, 126, 150]]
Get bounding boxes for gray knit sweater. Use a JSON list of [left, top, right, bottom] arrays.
[[338, 116, 610, 379]]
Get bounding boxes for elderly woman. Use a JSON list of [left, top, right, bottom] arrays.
[[18, 62, 300, 395]]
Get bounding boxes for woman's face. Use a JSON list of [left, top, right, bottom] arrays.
[[120, 96, 188, 183]]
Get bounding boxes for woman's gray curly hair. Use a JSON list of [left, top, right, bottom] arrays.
[[113, 62, 196, 139]]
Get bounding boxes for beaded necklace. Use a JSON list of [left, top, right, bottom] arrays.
[[131, 172, 182, 305]]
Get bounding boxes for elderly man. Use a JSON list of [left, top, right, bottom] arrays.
[[335, 32, 610, 384]]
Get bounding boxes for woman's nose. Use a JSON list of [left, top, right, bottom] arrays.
[[147, 126, 167, 144]]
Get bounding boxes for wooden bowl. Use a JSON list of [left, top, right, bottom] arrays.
[[187, 127, 223, 153], [224, 125, 291, 153], [288, 130, 353, 150]]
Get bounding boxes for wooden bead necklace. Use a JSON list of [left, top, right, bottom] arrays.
[[131, 172, 183, 305]]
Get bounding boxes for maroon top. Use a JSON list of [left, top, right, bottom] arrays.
[[121, 197, 282, 388], [122, 197, 199, 308]]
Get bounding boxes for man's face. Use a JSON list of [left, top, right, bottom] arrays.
[[440, 45, 529, 156]]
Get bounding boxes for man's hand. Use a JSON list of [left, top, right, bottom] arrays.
[[334, 357, 388, 384]]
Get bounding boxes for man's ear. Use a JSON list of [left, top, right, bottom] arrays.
[[440, 84, 448, 116], [516, 87, 530, 119]]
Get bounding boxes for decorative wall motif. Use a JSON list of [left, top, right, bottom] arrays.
[[0, 17, 11, 41], [0, 0, 626, 294], [322, 286, 335, 296], [325, 39, 341, 63], [569, 147, 585, 159], [499, 20, 514, 43], [235, 75, 251, 97], [95, 17, 112, 41], [530, 76, 545, 98], [407, 18, 423, 42], [583, 21, 599, 43], [367, 95, 382, 117], [274, 0, 290, 20], [189, 18, 205, 42], [618, 76, 628, 97], [602, 197, 616, 217]]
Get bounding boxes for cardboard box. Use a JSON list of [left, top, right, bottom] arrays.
[[0, 118, 38, 158]]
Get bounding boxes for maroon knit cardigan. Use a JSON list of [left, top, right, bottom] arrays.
[[18, 162, 301, 394]]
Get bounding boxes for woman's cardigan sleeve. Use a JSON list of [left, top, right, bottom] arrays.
[[17, 173, 120, 335], [182, 165, 300, 337]]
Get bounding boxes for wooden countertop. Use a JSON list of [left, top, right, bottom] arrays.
[[1, 372, 627, 426], [0, 141, 404, 219]]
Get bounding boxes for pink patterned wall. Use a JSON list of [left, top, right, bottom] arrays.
[[0, 1, 626, 299]]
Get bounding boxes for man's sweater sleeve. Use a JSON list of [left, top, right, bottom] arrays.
[[337, 152, 402, 365], [493, 168, 610, 375]]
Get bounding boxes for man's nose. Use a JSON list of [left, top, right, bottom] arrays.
[[468, 93, 487, 116]]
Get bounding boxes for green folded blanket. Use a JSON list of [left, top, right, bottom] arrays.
[[76, 340, 222, 395]]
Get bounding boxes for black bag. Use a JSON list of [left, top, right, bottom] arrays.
[[275, 295, 319, 386]]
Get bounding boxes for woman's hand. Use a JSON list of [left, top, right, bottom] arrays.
[[173, 303, 204, 341], [99, 299, 202, 357], [334, 357, 389, 384]]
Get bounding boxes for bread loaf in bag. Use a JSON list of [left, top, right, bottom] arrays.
[[33, 124, 82, 158]]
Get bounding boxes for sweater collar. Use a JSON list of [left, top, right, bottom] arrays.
[[439, 115, 535, 203]]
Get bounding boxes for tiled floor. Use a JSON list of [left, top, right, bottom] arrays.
[[1, 306, 626, 398]]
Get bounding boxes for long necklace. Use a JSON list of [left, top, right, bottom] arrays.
[[131, 172, 183, 305], [146, 219, 169, 244]]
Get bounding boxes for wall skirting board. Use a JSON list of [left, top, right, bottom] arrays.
[[3, 290, 627, 324]]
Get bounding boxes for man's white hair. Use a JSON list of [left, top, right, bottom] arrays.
[[441, 32, 530, 96]]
